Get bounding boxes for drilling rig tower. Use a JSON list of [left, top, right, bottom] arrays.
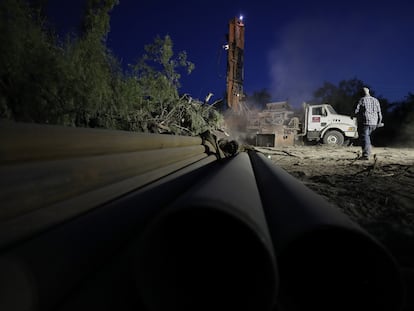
[[226, 16, 245, 112]]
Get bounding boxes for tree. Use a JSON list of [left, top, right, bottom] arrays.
[[123, 35, 222, 135], [0, 1, 223, 136], [132, 35, 194, 102], [380, 93, 414, 146], [246, 88, 272, 110], [60, 0, 120, 127], [0, 0, 64, 123], [0, 0, 121, 127], [313, 78, 366, 115], [312, 78, 392, 117]]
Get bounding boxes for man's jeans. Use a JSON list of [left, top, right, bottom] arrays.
[[361, 125, 377, 157]]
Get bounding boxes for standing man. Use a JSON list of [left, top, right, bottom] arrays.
[[354, 87, 383, 160]]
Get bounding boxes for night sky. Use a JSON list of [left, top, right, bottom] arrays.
[[47, 0, 414, 106]]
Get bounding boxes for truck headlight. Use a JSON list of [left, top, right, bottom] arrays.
[[347, 127, 356, 131]]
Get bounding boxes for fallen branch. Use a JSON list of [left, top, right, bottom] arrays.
[[367, 155, 378, 176], [254, 147, 300, 158], [353, 155, 378, 176]]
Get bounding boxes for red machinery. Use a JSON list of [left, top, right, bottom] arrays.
[[226, 16, 245, 111]]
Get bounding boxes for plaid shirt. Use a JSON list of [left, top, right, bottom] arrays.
[[355, 95, 382, 125]]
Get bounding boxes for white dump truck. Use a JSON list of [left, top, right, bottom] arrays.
[[246, 101, 358, 146]]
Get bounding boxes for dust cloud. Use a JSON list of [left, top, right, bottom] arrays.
[[266, 9, 411, 106]]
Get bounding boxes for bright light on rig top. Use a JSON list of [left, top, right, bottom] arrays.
[[239, 15, 244, 21]]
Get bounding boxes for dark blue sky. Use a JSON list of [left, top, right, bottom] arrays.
[[48, 0, 414, 106]]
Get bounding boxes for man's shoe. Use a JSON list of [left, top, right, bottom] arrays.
[[359, 156, 369, 160]]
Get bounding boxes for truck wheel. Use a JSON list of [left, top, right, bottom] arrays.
[[323, 130, 344, 145]]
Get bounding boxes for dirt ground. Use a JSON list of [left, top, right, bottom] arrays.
[[255, 144, 414, 306], [255, 145, 414, 231]]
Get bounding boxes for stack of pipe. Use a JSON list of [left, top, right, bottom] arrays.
[[134, 151, 404, 311], [0, 121, 405, 311], [0, 121, 219, 310], [0, 121, 218, 247]]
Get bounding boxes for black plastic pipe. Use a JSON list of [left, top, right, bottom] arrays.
[[248, 151, 404, 311], [135, 153, 279, 311]]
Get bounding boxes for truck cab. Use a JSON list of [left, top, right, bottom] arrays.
[[303, 103, 358, 145]]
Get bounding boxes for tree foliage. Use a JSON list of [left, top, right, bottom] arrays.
[[312, 78, 413, 147], [379, 93, 414, 146], [312, 78, 393, 116], [313, 78, 366, 115], [0, 0, 222, 136], [115, 34, 221, 135], [0, 0, 61, 122], [246, 88, 272, 110]]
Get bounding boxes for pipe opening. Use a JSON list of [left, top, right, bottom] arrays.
[[136, 206, 278, 311], [278, 227, 403, 311]]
